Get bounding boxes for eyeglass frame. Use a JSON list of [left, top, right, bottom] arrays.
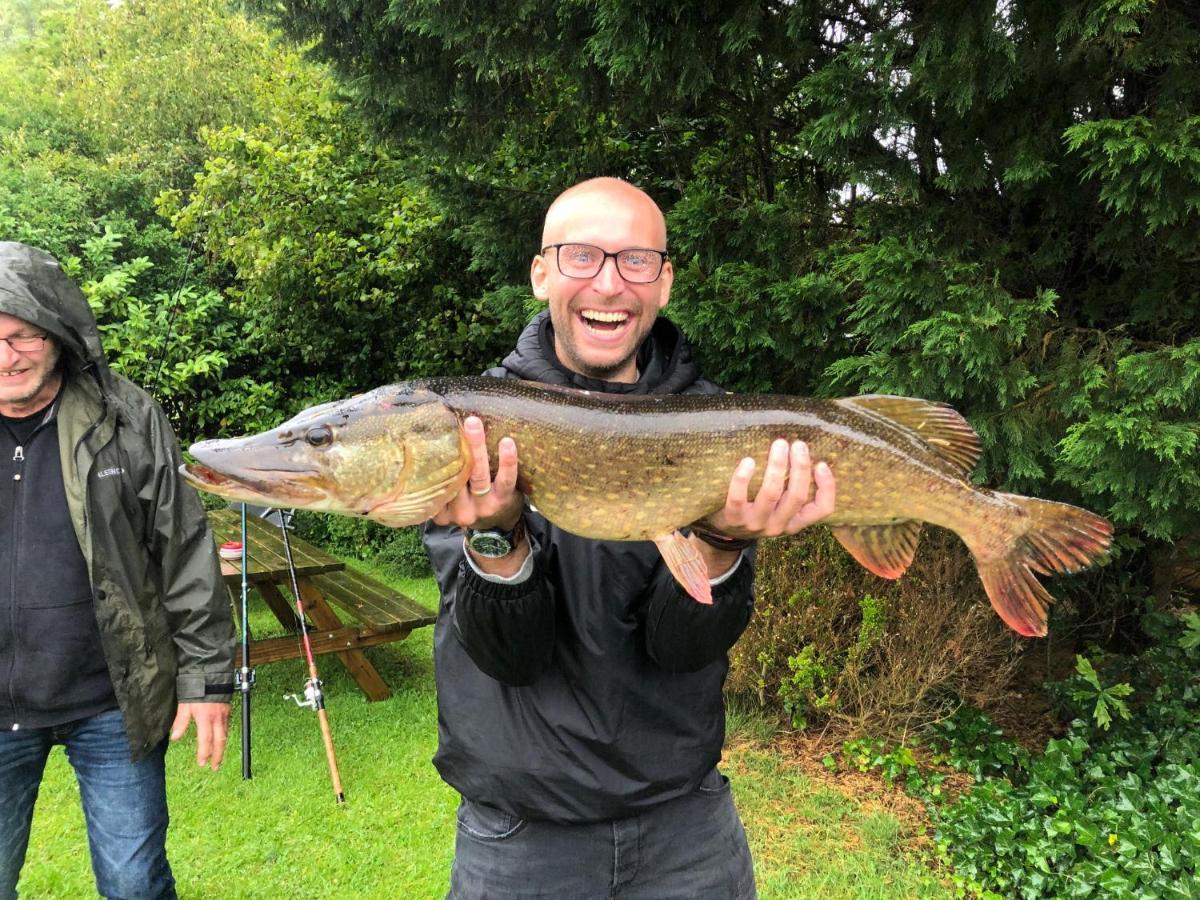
[[0, 332, 49, 353], [540, 243, 670, 284]]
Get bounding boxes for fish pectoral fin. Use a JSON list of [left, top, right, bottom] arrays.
[[837, 396, 983, 475], [367, 469, 470, 528], [831, 521, 922, 579], [654, 531, 713, 605]]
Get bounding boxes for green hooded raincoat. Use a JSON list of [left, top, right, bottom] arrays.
[[0, 242, 234, 760]]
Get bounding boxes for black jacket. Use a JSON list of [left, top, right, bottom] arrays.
[[0, 393, 117, 728], [424, 312, 755, 823]]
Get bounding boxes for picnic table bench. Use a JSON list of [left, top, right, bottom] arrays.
[[208, 507, 436, 701]]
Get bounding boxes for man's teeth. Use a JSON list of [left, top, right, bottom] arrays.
[[581, 311, 629, 323]]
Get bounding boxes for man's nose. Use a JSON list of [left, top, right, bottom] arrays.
[[0, 341, 22, 366], [592, 255, 624, 292]]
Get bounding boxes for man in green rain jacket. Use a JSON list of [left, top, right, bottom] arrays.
[[0, 242, 234, 899]]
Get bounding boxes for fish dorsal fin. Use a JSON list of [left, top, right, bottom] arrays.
[[838, 395, 983, 475], [831, 521, 923, 580], [653, 531, 713, 605]]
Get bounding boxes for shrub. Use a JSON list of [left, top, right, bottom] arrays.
[[373, 527, 434, 580], [289, 515, 431, 579], [291, 511, 392, 560], [934, 610, 1200, 896], [730, 527, 1023, 739]]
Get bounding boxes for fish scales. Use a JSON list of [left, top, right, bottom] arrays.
[[424, 378, 979, 542], [182, 376, 1113, 637]]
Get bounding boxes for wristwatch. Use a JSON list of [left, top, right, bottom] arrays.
[[466, 516, 526, 559]]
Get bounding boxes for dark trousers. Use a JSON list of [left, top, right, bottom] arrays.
[[0, 709, 175, 900], [448, 768, 757, 900]]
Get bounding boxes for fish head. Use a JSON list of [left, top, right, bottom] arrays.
[[181, 383, 470, 527]]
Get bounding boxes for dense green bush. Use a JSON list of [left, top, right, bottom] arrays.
[[291, 511, 393, 561], [291, 513, 432, 580], [729, 528, 1022, 738], [933, 612, 1200, 897], [374, 527, 434, 580]]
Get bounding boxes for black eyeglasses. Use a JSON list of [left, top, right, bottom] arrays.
[[0, 333, 48, 353], [542, 243, 669, 284]]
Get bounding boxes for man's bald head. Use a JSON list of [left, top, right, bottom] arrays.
[[541, 178, 668, 250]]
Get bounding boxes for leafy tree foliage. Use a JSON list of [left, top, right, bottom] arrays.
[[0, 0, 317, 436], [259, 0, 1200, 625], [52, 0, 302, 194], [162, 76, 526, 402]]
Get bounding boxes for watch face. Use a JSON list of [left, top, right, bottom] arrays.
[[467, 531, 513, 558]]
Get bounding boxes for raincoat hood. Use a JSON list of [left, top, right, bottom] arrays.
[[0, 242, 109, 379]]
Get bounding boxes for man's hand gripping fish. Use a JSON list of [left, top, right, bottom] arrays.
[[181, 378, 1112, 637]]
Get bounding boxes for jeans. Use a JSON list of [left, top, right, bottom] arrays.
[[0, 709, 175, 900], [448, 768, 757, 900]]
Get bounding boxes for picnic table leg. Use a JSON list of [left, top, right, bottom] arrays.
[[295, 578, 393, 702], [257, 583, 305, 632]]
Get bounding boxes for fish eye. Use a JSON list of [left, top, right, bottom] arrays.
[[305, 425, 334, 448]]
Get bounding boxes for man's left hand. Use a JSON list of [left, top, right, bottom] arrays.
[[708, 439, 836, 539], [170, 702, 231, 771]]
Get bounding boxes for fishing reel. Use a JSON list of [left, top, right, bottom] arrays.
[[284, 677, 324, 711]]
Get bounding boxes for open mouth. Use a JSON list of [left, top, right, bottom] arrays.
[[579, 309, 630, 335], [180, 462, 324, 503]]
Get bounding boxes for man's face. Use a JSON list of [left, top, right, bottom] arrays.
[[530, 183, 673, 383], [0, 312, 61, 417]]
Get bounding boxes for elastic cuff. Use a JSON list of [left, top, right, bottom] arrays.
[[462, 537, 535, 584], [176, 672, 233, 702], [708, 550, 746, 587]]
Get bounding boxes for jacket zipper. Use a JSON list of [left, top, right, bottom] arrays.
[[7, 440, 25, 728], [6, 400, 72, 730]]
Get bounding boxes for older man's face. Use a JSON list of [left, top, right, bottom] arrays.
[[0, 313, 62, 417]]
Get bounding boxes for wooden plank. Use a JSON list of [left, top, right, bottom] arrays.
[[296, 580, 392, 702], [247, 623, 416, 664], [207, 508, 343, 583], [310, 569, 436, 630]]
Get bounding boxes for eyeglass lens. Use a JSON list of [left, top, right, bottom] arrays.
[[553, 244, 664, 283], [2, 335, 46, 351]]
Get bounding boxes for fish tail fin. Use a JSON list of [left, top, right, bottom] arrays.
[[654, 531, 713, 605], [975, 495, 1113, 637]]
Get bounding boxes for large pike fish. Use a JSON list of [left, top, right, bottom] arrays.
[[181, 378, 1112, 637]]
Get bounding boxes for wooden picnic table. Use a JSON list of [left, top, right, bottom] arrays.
[[207, 507, 436, 701]]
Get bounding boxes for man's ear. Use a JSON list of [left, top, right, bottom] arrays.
[[530, 254, 550, 302], [656, 259, 674, 311]]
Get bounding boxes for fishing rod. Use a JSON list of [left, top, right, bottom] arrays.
[[277, 509, 346, 804], [235, 503, 254, 780]]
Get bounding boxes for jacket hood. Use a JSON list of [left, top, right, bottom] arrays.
[[0, 242, 109, 378], [496, 310, 704, 395]]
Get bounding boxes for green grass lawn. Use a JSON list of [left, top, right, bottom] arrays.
[[17, 572, 947, 899]]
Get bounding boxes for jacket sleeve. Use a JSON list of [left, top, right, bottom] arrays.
[[144, 405, 235, 702], [642, 547, 755, 673], [423, 519, 556, 686]]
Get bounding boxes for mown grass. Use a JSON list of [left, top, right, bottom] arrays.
[[17, 571, 947, 899]]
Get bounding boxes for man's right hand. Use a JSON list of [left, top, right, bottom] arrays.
[[432, 416, 524, 531]]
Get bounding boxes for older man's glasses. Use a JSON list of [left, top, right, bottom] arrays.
[[542, 243, 669, 284], [0, 333, 48, 352]]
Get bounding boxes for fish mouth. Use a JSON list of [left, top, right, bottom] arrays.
[[180, 461, 327, 505]]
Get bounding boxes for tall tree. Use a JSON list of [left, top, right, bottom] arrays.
[[257, 0, 1200, 623]]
